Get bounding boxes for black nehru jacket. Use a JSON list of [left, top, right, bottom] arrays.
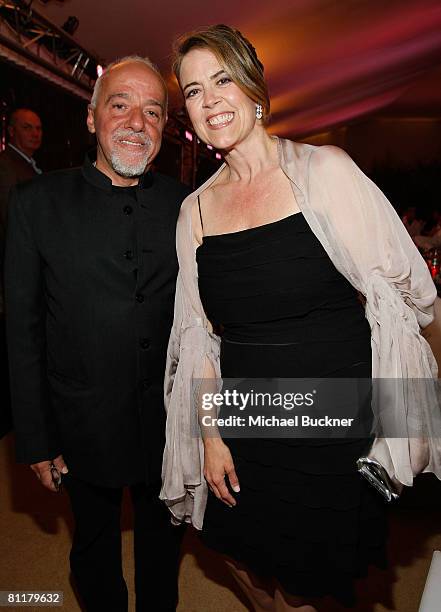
[[5, 155, 189, 487]]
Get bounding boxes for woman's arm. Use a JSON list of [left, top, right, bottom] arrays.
[[198, 308, 240, 508], [306, 144, 439, 485]]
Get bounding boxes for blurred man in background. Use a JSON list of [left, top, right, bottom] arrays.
[[0, 108, 42, 224], [0, 108, 42, 438]]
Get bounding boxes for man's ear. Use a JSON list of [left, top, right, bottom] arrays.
[[7, 125, 14, 140], [86, 105, 96, 134]]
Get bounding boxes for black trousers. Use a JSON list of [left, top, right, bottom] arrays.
[[64, 474, 185, 612]]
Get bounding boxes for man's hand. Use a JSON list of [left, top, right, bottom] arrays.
[[30, 455, 69, 492], [203, 438, 240, 507]]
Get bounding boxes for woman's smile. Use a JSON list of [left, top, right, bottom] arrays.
[[206, 112, 234, 128]]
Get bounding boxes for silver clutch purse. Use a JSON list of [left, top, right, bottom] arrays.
[[356, 456, 400, 502]]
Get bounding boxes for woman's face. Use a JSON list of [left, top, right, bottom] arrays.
[[179, 47, 257, 151]]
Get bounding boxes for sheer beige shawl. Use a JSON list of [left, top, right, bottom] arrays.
[[160, 137, 440, 529]]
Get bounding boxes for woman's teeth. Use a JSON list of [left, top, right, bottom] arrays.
[[207, 113, 233, 126]]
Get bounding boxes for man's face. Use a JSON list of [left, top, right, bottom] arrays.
[[87, 61, 167, 185], [9, 110, 42, 157]]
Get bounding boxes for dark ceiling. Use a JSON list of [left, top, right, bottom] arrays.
[[36, 0, 441, 138]]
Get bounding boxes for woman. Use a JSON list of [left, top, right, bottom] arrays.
[[160, 25, 441, 611]]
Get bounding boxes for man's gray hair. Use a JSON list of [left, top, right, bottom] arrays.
[[90, 55, 168, 109]]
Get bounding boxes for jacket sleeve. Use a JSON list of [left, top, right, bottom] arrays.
[[0, 159, 16, 313], [4, 186, 60, 463], [0, 158, 15, 229]]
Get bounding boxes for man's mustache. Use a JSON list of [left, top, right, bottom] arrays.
[[112, 129, 151, 146]]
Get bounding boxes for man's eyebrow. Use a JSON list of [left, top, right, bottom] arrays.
[[147, 99, 166, 111], [182, 69, 226, 92], [105, 92, 130, 104], [105, 92, 165, 111]]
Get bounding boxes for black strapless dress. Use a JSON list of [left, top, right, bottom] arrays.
[[196, 213, 387, 607]]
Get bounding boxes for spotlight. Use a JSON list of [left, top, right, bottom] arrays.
[[185, 130, 193, 142]]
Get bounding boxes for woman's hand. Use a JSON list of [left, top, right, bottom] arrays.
[[203, 438, 240, 507]]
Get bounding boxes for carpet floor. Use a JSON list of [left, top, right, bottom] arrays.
[[1, 433, 440, 612]]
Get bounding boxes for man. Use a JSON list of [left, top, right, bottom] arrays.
[[0, 108, 42, 231], [5, 57, 189, 611], [0, 109, 42, 437]]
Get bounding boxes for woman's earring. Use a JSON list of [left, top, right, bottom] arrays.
[[255, 104, 263, 120]]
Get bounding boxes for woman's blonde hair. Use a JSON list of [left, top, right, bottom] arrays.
[[172, 24, 270, 123]]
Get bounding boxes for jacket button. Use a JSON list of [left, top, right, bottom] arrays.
[[124, 250, 133, 260], [141, 379, 150, 390], [140, 338, 150, 350], [123, 205, 133, 215], [136, 293, 144, 303]]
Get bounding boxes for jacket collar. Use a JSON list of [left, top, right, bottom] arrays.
[[7, 143, 42, 174], [81, 151, 154, 193]]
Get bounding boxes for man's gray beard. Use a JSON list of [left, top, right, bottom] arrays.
[[110, 149, 150, 178]]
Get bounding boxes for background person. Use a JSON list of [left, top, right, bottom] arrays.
[[0, 108, 42, 439], [0, 108, 42, 230], [401, 204, 424, 238]]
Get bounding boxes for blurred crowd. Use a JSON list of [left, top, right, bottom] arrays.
[[402, 206, 441, 250], [400, 205, 441, 284]]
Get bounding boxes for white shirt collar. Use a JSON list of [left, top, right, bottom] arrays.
[[8, 143, 42, 174]]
